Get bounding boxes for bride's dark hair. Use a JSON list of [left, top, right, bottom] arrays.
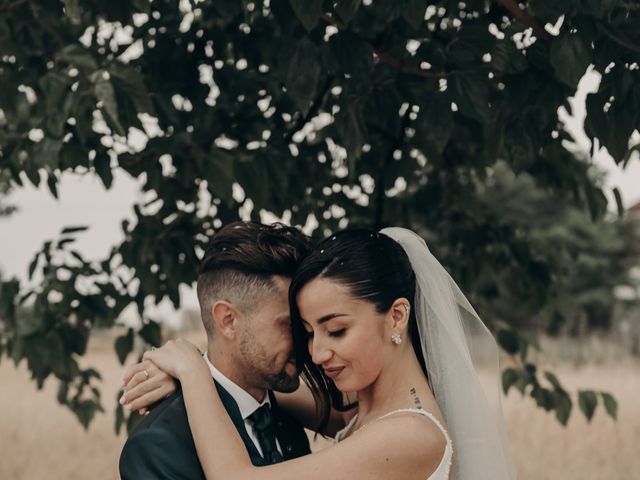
[[289, 229, 428, 434]]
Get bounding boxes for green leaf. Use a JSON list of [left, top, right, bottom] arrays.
[[110, 64, 155, 114], [450, 71, 490, 124], [532, 387, 556, 411], [414, 93, 454, 156], [599, 22, 640, 54], [59, 44, 98, 71], [497, 329, 520, 355], [64, 0, 82, 24], [115, 400, 125, 435], [549, 33, 591, 88], [57, 381, 69, 405], [114, 328, 134, 365], [402, 0, 426, 30], [607, 102, 637, 163], [131, 0, 151, 13], [16, 312, 47, 337], [28, 253, 41, 280], [613, 187, 624, 217], [601, 392, 618, 420], [75, 399, 101, 430], [622, 143, 640, 169], [585, 92, 609, 145], [202, 150, 235, 206], [282, 37, 322, 115], [47, 173, 59, 199], [289, 0, 322, 31], [57, 237, 76, 248], [554, 389, 572, 426], [328, 31, 374, 83], [95, 78, 126, 136], [578, 390, 598, 422], [139, 320, 162, 347], [491, 39, 528, 74], [339, 100, 368, 170], [94, 152, 113, 189], [335, 0, 361, 23], [544, 371, 563, 391], [60, 225, 89, 235], [502, 367, 519, 394]]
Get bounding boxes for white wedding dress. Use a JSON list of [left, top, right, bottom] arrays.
[[334, 408, 453, 480]]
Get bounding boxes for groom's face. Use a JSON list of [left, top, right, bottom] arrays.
[[237, 275, 299, 393]]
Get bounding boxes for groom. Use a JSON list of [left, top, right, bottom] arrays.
[[119, 221, 313, 478]]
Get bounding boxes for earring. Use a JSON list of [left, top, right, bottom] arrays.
[[391, 333, 402, 345], [403, 304, 410, 315]]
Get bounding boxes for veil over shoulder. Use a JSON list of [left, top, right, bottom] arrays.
[[381, 227, 517, 480]]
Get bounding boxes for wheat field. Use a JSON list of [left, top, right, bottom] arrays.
[[1, 333, 638, 480]]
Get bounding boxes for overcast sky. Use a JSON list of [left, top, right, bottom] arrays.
[[1, 71, 638, 304]]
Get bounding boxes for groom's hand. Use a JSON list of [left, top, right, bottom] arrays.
[[120, 359, 177, 413]]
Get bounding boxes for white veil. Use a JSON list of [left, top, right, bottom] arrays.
[[381, 227, 517, 480]]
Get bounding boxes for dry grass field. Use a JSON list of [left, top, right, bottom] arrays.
[[1, 332, 638, 480]]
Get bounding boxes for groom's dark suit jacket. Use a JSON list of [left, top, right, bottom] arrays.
[[119, 380, 311, 479]]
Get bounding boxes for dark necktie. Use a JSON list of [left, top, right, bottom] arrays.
[[248, 404, 284, 464]]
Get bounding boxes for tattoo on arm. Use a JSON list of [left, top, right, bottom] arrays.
[[410, 387, 423, 409]]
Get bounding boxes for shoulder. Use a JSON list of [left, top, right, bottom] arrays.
[[133, 390, 189, 431], [352, 411, 447, 476], [119, 398, 201, 479], [122, 392, 192, 456]]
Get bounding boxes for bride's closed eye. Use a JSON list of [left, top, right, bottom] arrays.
[[328, 328, 347, 338]]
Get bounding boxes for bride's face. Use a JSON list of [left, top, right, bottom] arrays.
[[297, 277, 391, 392]]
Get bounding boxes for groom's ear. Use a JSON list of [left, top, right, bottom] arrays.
[[212, 300, 240, 339]]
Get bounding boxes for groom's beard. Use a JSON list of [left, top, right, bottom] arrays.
[[239, 330, 300, 393], [260, 366, 299, 393]]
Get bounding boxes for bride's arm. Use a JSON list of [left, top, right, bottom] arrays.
[[274, 385, 357, 436], [121, 358, 356, 434], [145, 339, 445, 480]]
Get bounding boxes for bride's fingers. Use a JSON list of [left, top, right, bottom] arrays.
[[126, 383, 176, 412], [124, 369, 152, 393], [123, 371, 176, 406], [122, 359, 152, 387]]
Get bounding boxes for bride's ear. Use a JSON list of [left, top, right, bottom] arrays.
[[212, 301, 240, 339], [389, 297, 411, 335]]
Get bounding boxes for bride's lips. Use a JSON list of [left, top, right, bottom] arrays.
[[323, 366, 345, 379]]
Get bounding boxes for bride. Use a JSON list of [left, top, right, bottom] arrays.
[[137, 227, 516, 479]]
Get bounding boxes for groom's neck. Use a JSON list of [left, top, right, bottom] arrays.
[[206, 344, 267, 402]]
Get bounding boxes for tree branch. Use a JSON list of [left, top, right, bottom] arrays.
[[496, 0, 553, 40], [321, 14, 447, 80]]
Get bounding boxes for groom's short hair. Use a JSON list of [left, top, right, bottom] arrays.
[[197, 221, 312, 337]]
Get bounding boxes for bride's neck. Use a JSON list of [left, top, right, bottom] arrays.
[[355, 345, 430, 421]]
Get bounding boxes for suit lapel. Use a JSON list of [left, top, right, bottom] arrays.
[[214, 379, 265, 465]]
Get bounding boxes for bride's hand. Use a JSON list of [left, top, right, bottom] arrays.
[[142, 339, 208, 382], [120, 359, 177, 412]]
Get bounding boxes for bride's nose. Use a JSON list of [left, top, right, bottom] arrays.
[[310, 335, 332, 365]]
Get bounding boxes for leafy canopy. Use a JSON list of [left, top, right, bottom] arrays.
[[0, 0, 638, 429]]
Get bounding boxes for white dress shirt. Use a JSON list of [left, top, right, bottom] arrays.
[[204, 354, 282, 457]]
